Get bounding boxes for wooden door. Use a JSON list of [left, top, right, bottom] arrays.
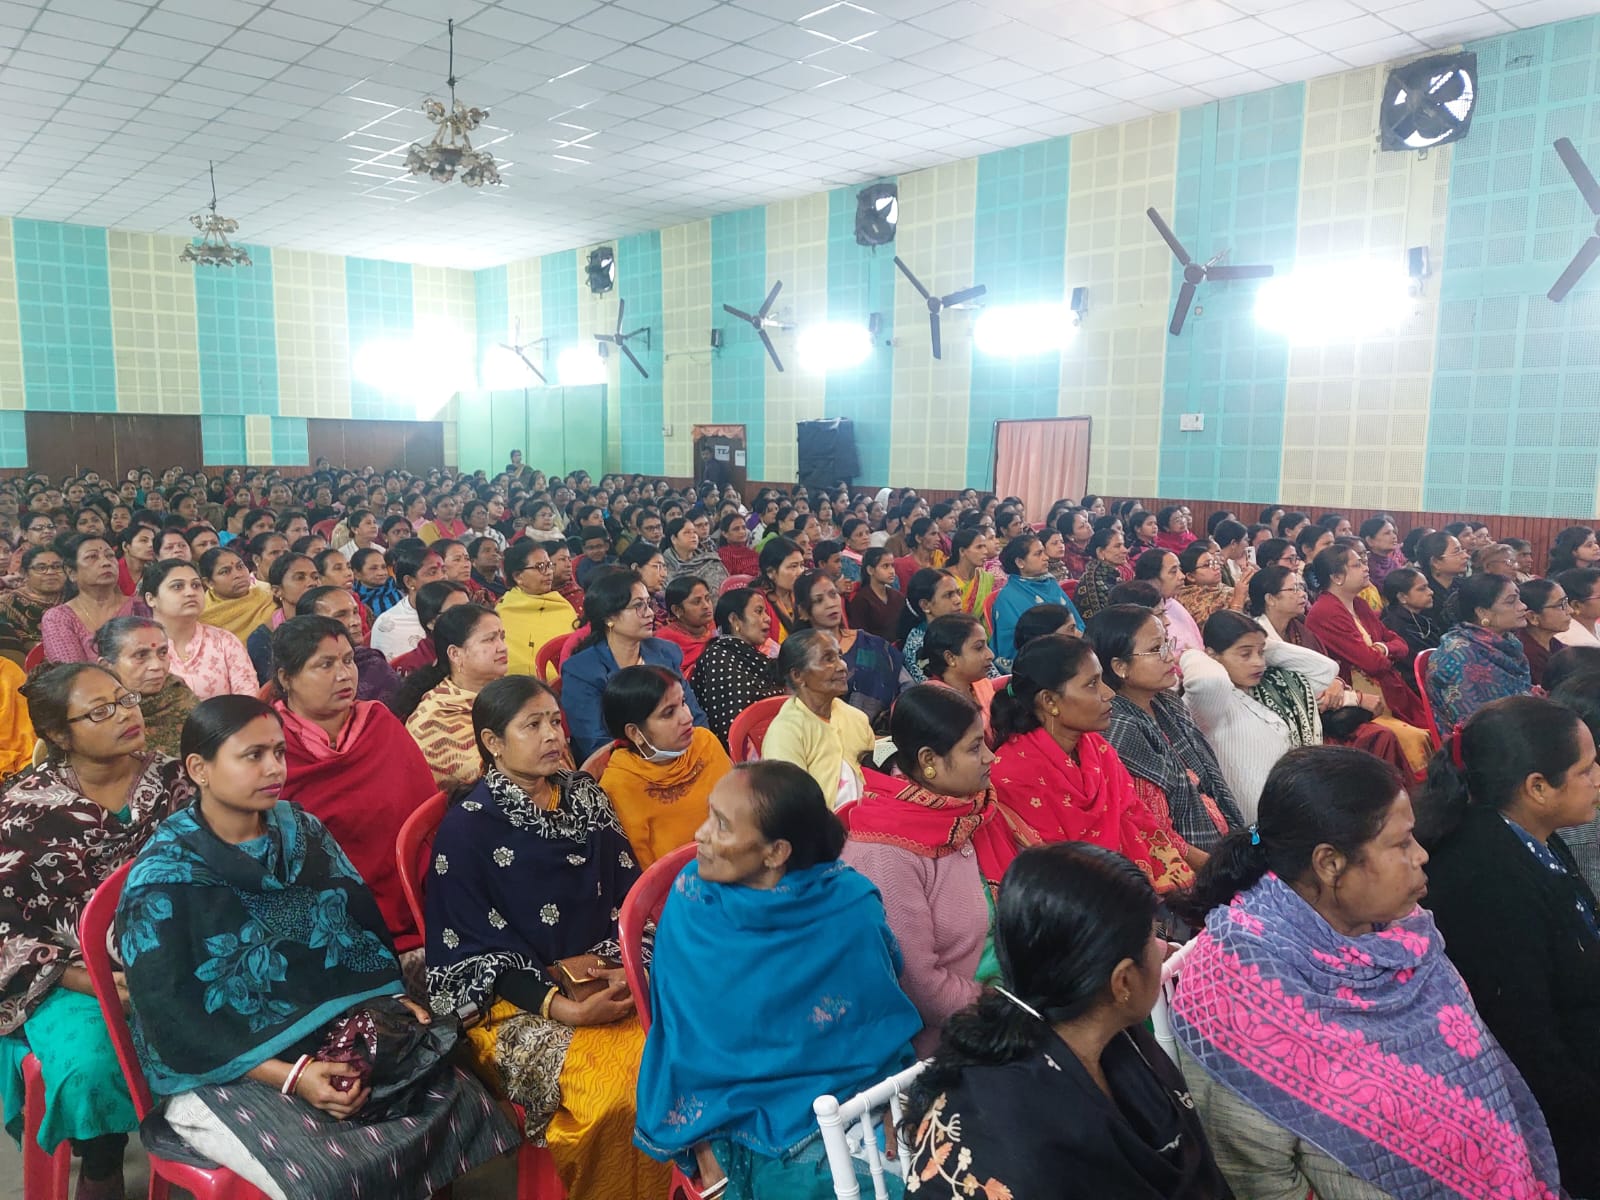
[[110, 415, 202, 480], [25, 413, 115, 480]]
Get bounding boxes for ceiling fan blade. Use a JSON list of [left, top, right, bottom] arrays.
[[513, 350, 546, 385], [615, 297, 626, 336], [623, 327, 649, 340], [894, 256, 933, 302], [941, 284, 987, 307], [1169, 279, 1198, 336], [757, 280, 783, 320], [1555, 138, 1600, 215], [758, 327, 784, 373], [1549, 236, 1600, 302], [1147, 208, 1192, 267], [619, 340, 649, 380], [1206, 264, 1274, 280], [723, 304, 755, 323], [929, 311, 943, 360]]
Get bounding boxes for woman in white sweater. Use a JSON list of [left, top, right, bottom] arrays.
[[1180, 609, 1338, 822]]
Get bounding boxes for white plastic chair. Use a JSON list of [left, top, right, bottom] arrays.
[[1150, 936, 1200, 1064], [812, 1058, 928, 1200]]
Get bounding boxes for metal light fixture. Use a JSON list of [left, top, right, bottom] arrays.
[[179, 162, 251, 268], [405, 19, 501, 188]]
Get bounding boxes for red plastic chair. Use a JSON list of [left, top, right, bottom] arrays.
[[578, 742, 615, 778], [78, 861, 275, 1200], [20, 1052, 71, 1200], [22, 643, 44, 672], [617, 844, 701, 1200], [533, 635, 566, 684], [1413, 648, 1443, 750], [311, 519, 337, 539], [718, 574, 754, 596], [727, 694, 787, 764], [392, 795, 567, 1200]]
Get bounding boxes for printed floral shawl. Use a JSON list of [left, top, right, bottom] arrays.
[[116, 801, 402, 1096], [991, 727, 1193, 894], [0, 753, 190, 1034], [1424, 623, 1533, 737], [1174, 874, 1560, 1199]]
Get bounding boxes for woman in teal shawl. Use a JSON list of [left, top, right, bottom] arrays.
[[991, 534, 1082, 670], [635, 761, 921, 1198]]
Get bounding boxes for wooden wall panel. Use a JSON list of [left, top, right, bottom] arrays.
[[24, 413, 200, 482], [306, 419, 444, 475]]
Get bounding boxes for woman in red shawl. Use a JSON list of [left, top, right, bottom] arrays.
[[267, 614, 437, 980], [989, 634, 1193, 896], [841, 686, 1036, 1055]]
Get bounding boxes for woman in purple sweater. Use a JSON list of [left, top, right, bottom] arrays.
[[842, 685, 1031, 1054]]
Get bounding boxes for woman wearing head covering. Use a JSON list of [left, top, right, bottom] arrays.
[[117, 696, 518, 1200], [425, 676, 668, 1200], [904, 843, 1231, 1198], [1176, 745, 1559, 1200], [636, 762, 921, 1196]]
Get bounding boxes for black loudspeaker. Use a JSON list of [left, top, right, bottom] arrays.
[[796, 418, 860, 490]]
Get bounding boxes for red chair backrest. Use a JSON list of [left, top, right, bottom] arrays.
[[77, 861, 156, 1120], [533, 635, 566, 684], [22, 644, 44, 672], [395, 790, 450, 937], [719, 574, 754, 596], [619, 843, 696, 1034], [579, 742, 615, 778], [1063, 577, 1078, 600], [728, 694, 787, 764], [1413, 648, 1442, 749]]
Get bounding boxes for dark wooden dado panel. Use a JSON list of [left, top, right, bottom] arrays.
[[24, 413, 203, 482], [307, 419, 444, 475]]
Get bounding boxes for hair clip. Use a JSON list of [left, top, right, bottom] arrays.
[[1248, 824, 1261, 846]]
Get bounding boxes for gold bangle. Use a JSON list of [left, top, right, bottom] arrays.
[[539, 987, 557, 1020]]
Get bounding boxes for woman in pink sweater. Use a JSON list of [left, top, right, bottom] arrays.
[[841, 685, 1033, 1055]]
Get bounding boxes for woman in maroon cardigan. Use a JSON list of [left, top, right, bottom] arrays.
[[1304, 544, 1430, 730]]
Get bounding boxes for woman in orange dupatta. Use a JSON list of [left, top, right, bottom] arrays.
[[988, 634, 1193, 896], [841, 686, 1037, 1055], [268, 615, 437, 968]]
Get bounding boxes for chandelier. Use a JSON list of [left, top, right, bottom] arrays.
[[179, 162, 251, 268], [405, 19, 501, 188]]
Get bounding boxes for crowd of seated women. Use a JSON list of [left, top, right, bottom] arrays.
[[1, 464, 1599, 1198]]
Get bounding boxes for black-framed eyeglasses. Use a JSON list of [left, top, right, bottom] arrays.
[[66, 692, 141, 725]]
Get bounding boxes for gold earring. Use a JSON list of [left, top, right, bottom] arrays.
[[923, 765, 937, 780], [1047, 704, 1061, 717]]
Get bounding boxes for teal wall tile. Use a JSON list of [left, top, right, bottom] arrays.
[[825, 183, 896, 487], [269, 415, 308, 464], [12, 219, 117, 412], [968, 140, 1071, 485], [1425, 15, 1600, 515], [0, 412, 25, 467], [195, 244, 278, 415], [1160, 86, 1305, 503], [541, 249, 579, 366], [616, 231, 664, 474], [201, 414, 246, 464], [345, 257, 412, 420], [711, 206, 768, 478], [474, 265, 508, 389]]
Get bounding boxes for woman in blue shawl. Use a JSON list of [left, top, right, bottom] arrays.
[[991, 534, 1082, 670], [636, 761, 921, 1198], [116, 696, 518, 1200]]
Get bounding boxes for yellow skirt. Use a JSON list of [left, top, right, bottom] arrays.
[[464, 999, 670, 1200]]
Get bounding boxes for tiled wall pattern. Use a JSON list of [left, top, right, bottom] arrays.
[[4, 16, 1600, 517]]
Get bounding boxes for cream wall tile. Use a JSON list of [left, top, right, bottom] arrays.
[[763, 192, 829, 482], [661, 219, 712, 477], [0, 220, 25, 411], [107, 232, 201, 415], [273, 249, 351, 419], [1063, 114, 1180, 498], [245, 413, 272, 465], [891, 158, 977, 490]]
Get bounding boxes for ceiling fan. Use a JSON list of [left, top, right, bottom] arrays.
[[595, 297, 651, 379], [1147, 207, 1274, 335], [723, 280, 789, 372], [1549, 137, 1600, 302], [499, 317, 546, 385], [893, 256, 985, 359]]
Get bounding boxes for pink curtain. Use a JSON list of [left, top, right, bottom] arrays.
[[994, 418, 1091, 522]]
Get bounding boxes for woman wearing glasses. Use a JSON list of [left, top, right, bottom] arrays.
[[497, 539, 579, 679], [561, 570, 707, 760], [1517, 578, 1572, 689], [0, 663, 192, 1200], [1091, 606, 1244, 860], [0, 544, 68, 664]]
